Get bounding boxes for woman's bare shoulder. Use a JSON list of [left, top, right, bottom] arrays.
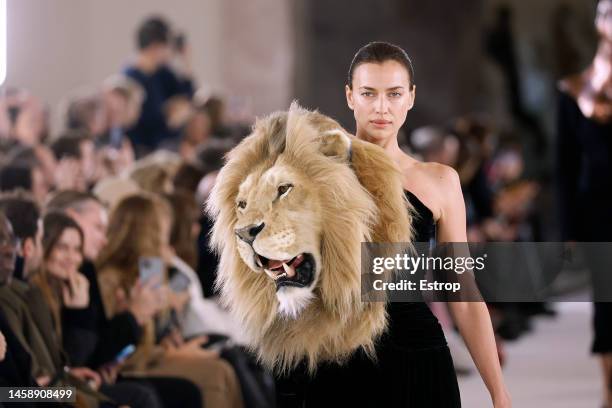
[[403, 161, 462, 220], [410, 161, 460, 191]]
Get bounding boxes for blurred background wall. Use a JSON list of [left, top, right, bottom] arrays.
[[4, 0, 600, 142], [6, 0, 292, 129]]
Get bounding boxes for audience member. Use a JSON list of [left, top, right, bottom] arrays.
[[0, 162, 48, 205], [64, 89, 107, 138], [124, 16, 195, 156], [50, 131, 96, 191], [0, 191, 43, 281]]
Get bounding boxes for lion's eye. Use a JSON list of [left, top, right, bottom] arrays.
[[237, 200, 247, 209], [277, 183, 293, 198]]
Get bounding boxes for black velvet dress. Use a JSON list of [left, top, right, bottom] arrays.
[[275, 191, 461, 407]]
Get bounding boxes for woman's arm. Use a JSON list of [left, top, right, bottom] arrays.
[[435, 165, 511, 407]]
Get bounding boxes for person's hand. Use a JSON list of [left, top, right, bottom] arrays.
[[98, 363, 120, 385], [165, 97, 193, 130], [62, 272, 90, 309], [69, 366, 101, 390], [35, 376, 51, 386], [127, 278, 164, 326], [0, 330, 6, 361]]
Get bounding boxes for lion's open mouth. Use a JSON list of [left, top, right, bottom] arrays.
[[255, 252, 315, 290]]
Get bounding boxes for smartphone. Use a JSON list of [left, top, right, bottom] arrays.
[[138, 256, 164, 287], [109, 127, 124, 150], [169, 272, 190, 293], [112, 344, 136, 365]]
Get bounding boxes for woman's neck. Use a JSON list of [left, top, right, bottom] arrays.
[[355, 128, 417, 167]]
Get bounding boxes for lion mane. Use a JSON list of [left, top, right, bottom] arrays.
[[207, 102, 412, 373]]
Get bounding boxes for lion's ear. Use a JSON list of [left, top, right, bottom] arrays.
[[316, 130, 352, 162]]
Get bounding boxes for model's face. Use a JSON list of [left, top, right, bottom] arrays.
[[597, 0, 612, 41], [45, 228, 83, 281], [346, 61, 415, 143]]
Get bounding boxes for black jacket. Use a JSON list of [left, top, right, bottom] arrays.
[[62, 261, 142, 368]]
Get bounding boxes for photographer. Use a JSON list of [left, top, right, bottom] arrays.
[[124, 16, 195, 157]]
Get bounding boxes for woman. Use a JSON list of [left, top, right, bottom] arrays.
[[31, 212, 90, 327], [345, 42, 510, 407], [557, 1, 612, 406], [96, 192, 244, 408]]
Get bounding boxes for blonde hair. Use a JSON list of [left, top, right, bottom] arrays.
[[96, 192, 172, 290], [128, 163, 174, 195], [95, 193, 172, 366]]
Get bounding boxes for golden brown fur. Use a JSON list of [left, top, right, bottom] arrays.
[[207, 102, 412, 373]]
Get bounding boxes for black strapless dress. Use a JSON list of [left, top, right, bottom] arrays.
[[275, 191, 461, 407]]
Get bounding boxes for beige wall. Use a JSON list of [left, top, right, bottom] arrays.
[[221, 0, 294, 118], [7, 0, 92, 132], [5, 0, 293, 133]]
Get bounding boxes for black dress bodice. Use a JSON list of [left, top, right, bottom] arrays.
[[405, 189, 436, 244], [383, 191, 446, 350]]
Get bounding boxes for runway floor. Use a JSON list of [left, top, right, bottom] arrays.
[[457, 302, 601, 407]]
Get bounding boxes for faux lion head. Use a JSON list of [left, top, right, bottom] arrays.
[[207, 102, 412, 372]]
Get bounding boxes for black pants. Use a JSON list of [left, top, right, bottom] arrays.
[[119, 376, 202, 408]]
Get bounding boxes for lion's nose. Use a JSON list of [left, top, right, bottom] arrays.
[[235, 222, 265, 244]]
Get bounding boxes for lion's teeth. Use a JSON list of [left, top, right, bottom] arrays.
[[265, 268, 287, 281], [282, 262, 296, 278]]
